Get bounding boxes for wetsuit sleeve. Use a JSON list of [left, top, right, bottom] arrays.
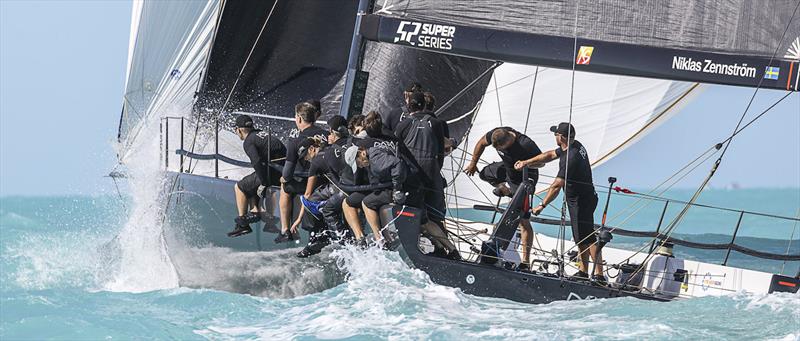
[[242, 138, 269, 184], [390, 156, 407, 191], [282, 140, 298, 179], [394, 119, 409, 140]]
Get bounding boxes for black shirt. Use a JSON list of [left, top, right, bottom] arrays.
[[555, 140, 595, 200], [383, 106, 407, 131], [395, 111, 447, 153], [283, 125, 328, 179], [243, 130, 287, 184], [484, 127, 542, 168]]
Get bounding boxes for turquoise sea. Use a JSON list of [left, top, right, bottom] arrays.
[[1, 189, 799, 340]]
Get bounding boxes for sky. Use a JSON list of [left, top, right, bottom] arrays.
[[0, 0, 798, 196]]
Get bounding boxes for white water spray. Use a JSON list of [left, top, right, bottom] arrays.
[[105, 116, 180, 292]]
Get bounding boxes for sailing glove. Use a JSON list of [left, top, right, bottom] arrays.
[[393, 191, 406, 205]]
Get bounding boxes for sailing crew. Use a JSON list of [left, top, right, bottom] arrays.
[[352, 143, 411, 246], [228, 114, 287, 237], [464, 126, 542, 269], [395, 91, 459, 259], [276, 101, 328, 243], [290, 116, 357, 257], [515, 122, 604, 282]]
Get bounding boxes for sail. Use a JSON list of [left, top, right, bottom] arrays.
[[361, 0, 800, 91], [119, 0, 221, 159], [194, 0, 359, 137], [443, 63, 700, 208]]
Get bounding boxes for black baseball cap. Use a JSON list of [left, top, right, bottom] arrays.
[[405, 82, 423, 93], [327, 115, 348, 135], [408, 91, 426, 108], [235, 115, 255, 129], [297, 138, 315, 159], [550, 122, 576, 137]]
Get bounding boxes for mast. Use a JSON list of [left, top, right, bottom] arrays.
[[339, 0, 373, 118]]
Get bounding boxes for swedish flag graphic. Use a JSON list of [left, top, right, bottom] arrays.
[[764, 66, 780, 80]]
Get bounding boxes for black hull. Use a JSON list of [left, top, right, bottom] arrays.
[[381, 205, 670, 304]]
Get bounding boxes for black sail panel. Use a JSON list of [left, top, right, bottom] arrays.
[[196, 0, 359, 134]]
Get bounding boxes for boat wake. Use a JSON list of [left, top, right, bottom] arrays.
[[168, 246, 346, 298]]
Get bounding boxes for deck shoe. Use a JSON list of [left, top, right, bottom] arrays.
[[227, 224, 252, 237], [517, 262, 530, 272], [296, 246, 322, 258], [274, 231, 293, 243], [492, 184, 512, 197], [592, 274, 608, 285], [570, 271, 589, 280]]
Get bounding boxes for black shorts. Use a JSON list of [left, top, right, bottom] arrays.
[[282, 178, 308, 195], [345, 191, 369, 208], [362, 190, 392, 211], [237, 172, 262, 198], [566, 193, 599, 247], [479, 161, 538, 191]]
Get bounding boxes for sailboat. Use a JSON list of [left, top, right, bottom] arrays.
[[117, 0, 800, 302]]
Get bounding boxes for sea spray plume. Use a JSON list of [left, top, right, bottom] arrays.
[[167, 247, 345, 298], [104, 114, 179, 292]]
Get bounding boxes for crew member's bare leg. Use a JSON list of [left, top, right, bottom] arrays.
[[235, 184, 248, 217], [342, 201, 365, 239], [519, 220, 533, 265], [248, 196, 259, 213], [361, 203, 383, 242], [279, 185, 292, 233], [590, 244, 604, 276], [577, 244, 591, 275]]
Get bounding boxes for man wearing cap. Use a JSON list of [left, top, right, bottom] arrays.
[[515, 122, 603, 282], [463, 126, 543, 269], [276, 101, 329, 243], [228, 115, 287, 237], [291, 116, 354, 257], [383, 82, 424, 131]]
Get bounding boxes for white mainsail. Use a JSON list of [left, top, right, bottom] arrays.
[[444, 63, 701, 208], [119, 0, 221, 162]]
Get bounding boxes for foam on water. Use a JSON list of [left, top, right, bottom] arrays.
[[103, 117, 180, 292]]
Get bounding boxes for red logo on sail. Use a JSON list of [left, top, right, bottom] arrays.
[[576, 46, 594, 65]]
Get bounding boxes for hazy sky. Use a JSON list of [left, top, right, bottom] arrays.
[[0, 0, 798, 196]]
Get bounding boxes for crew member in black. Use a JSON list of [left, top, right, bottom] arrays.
[[516, 122, 603, 281], [291, 116, 356, 257], [395, 92, 459, 259], [464, 126, 543, 269], [353, 144, 409, 245], [383, 82, 424, 131], [228, 115, 287, 237], [276, 101, 328, 243]]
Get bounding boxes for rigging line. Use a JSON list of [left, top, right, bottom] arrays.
[[717, 0, 799, 161], [189, 1, 279, 173], [780, 208, 800, 275], [557, 0, 581, 274], [522, 66, 539, 135], [657, 1, 800, 229], [493, 76, 504, 126], [641, 6, 800, 265]]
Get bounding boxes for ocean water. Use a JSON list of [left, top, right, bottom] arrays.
[[2, 193, 800, 340]]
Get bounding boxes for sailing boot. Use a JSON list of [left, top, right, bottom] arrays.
[[592, 274, 608, 286], [228, 216, 253, 237], [297, 231, 331, 258], [492, 184, 512, 197], [274, 230, 295, 243]]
